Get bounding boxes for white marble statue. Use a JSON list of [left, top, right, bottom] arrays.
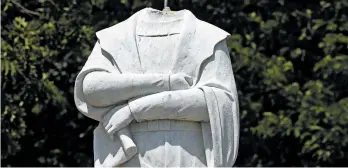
[[74, 7, 239, 167]]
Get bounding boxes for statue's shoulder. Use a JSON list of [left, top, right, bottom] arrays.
[[192, 19, 230, 57], [195, 19, 230, 40], [95, 20, 129, 41]]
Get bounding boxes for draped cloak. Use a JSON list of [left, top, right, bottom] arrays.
[[74, 8, 239, 167]]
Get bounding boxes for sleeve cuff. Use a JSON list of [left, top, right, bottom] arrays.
[[128, 100, 141, 122]]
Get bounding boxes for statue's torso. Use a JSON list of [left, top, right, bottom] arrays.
[[120, 9, 207, 167]]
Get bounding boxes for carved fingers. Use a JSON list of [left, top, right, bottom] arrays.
[[102, 105, 134, 136]]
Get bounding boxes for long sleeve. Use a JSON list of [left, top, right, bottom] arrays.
[[74, 42, 117, 121], [125, 40, 238, 125], [75, 42, 171, 120], [83, 71, 169, 107], [128, 88, 209, 122], [126, 39, 238, 125]]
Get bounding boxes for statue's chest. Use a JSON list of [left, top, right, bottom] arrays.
[[136, 34, 180, 73]]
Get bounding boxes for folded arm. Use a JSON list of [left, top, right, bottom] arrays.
[[128, 88, 210, 122], [124, 39, 238, 127], [75, 42, 167, 121], [83, 72, 170, 107]]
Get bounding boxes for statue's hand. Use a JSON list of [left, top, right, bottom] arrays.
[[169, 73, 193, 91], [102, 105, 134, 136]]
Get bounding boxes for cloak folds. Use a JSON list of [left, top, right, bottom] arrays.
[[74, 8, 239, 167]]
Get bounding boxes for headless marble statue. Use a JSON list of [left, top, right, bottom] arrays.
[[74, 7, 239, 167]]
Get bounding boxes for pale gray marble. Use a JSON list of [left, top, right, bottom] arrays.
[[74, 7, 239, 167]]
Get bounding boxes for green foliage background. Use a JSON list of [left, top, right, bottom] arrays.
[[1, 0, 348, 166]]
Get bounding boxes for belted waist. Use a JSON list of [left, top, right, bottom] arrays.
[[129, 120, 201, 132]]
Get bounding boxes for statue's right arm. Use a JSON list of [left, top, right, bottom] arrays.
[[79, 42, 191, 108], [77, 41, 172, 107], [75, 42, 171, 120], [75, 42, 191, 120]]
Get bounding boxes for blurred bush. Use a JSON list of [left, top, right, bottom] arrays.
[[1, 0, 347, 166]]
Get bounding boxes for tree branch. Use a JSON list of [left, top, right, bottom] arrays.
[[10, 0, 42, 17]]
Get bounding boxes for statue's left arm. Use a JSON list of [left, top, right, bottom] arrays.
[[128, 40, 238, 123], [128, 87, 209, 122]]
